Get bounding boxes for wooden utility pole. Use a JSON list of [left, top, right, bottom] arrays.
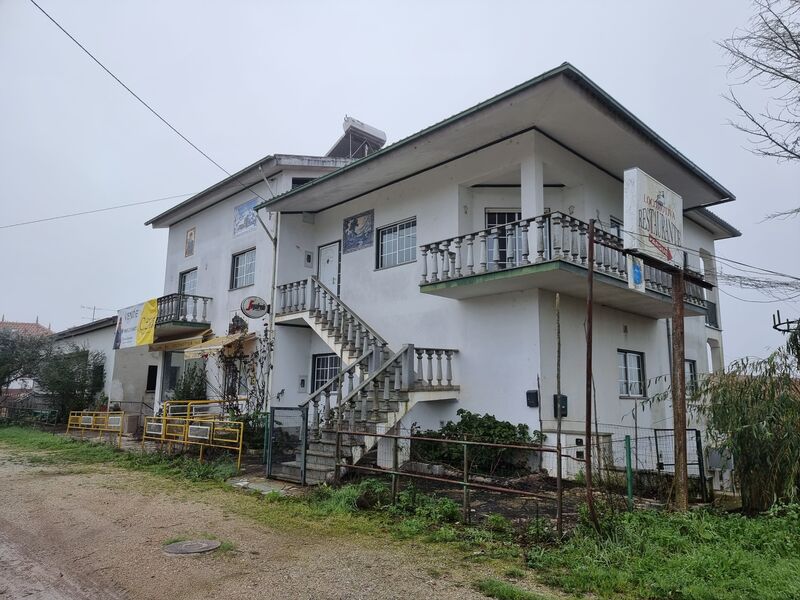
[[670, 265, 688, 511], [584, 220, 598, 528]]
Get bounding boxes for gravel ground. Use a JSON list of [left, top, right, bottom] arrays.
[[0, 449, 494, 600]]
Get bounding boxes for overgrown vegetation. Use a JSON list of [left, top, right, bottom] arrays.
[[0, 426, 236, 481], [693, 347, 800, 512], [530, 505, 800, 600], [5, 426, 800, 599], [412, 409, 543, 476], [36, 344, 106, 419], [171, 362, 208, 401]]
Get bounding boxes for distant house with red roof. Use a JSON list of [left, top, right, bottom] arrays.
[[0, 317, 53, 338]]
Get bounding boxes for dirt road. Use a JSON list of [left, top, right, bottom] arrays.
[[0, 450, 489, 600]]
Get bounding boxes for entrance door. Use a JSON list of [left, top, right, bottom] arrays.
[[317, 241, 341, 294]]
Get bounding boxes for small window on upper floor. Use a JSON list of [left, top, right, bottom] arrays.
[[377, 218, 416, 269], [292, 177, 315, 189], [609, 216, 623, 239], [231, 248, 256, 289]]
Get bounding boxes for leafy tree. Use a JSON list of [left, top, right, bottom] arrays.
[[693, 346, 800, 512], [0, 329, 49, 392], [35, 343, 105, 420]]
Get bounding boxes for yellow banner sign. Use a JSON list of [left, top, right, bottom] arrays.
[[114, 299, 158, 349]]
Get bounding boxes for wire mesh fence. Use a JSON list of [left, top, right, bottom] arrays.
[[316, 422, 718, 529]]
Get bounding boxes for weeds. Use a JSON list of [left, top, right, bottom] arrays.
[[0, 426, 237, 482], [474, 578, 547, 600]]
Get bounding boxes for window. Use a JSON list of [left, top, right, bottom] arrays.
[[685, 359, 698, 396], [312, 354, 341, 392], [179, 268, 197, 295], [231, 248, 256, 289], [377, 218, 416, 269], [486, 210, 523, 267], [223, 361, 248, 398], [609, 216, 623, 239], [292, 177, 315, 189], [145, 365, 158, 393], [618, 350, 645, 397]]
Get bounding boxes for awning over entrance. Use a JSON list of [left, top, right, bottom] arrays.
[[183, 332, 255, 360], [148, 330, 211, 353]]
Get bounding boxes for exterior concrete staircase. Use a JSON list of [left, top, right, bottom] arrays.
[[272, 276, 459, 484]]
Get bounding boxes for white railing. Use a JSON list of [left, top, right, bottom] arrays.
[[156, 293, 212, 324], [418, 212, 706, 307]]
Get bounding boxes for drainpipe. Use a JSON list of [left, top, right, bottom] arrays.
[[256, 165, 279, 413]]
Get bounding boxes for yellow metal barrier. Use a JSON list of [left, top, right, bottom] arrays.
[[66, 411, 124, 447], [142, 413, 243, 472]]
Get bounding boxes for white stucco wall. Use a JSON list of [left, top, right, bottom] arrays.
[[267, 129, 728, 440]]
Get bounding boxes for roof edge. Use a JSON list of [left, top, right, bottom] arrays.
[[256, 62, 735, 212]]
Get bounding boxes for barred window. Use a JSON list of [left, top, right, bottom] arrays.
[[312, 354, 341, 392], [231, 248, 256, 289], [377, 218, 416, 269], [618, 350, 645, 397]]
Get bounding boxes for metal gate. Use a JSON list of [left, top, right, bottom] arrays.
[[267, 406, 308, 484], [654, 428, 709, 502]]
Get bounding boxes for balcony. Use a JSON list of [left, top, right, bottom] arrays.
[[154, 293, 213, 340], [418, 212, 707, 319]]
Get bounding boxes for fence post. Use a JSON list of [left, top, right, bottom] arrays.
[[462, 442, 470, 524], [625, 434, 634, 511], [391, 435, 399, 504], [334, 428, 341, 485], [262, 413, 270, 465], [695, 430, 709, 503]]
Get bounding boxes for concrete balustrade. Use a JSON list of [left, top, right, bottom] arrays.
[[418, 211, 707, 307]]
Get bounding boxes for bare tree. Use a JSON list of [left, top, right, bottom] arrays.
[[722, 0, 800, 170]]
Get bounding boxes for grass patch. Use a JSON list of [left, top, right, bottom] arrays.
[[531, 506, 800, 600], [474, 578, 547, 600], [0, 426, 237, 482]]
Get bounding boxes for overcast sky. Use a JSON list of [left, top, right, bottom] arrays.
[[1, 0, 798, 363]]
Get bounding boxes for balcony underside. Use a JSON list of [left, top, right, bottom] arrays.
[[420, 260, 706, 319], [154, 321, 211, 342]]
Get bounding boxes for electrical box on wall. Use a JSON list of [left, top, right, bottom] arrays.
[[526, 390, 539, 408], [553, 394, 568, 418], [304, 251, 313, 268]]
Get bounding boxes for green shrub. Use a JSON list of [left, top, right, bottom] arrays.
[[411, 409, 543, 476]]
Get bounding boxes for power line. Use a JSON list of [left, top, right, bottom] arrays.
[[27, 0, 271, 206], [0, 193, 191, 229], [27, 0, 233, 179]]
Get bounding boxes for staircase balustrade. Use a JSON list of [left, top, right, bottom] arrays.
[[418, 211, 707, 307]]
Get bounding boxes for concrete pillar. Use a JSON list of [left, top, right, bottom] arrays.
[[521, 137, 544, 219]]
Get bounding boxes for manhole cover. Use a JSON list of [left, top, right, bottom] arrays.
[[163, 540, 221, 555]]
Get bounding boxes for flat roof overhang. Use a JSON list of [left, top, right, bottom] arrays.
[[260, 64, 735, 215]]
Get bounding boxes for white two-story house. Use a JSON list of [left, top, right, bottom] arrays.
[[254, 63, 738, 482]]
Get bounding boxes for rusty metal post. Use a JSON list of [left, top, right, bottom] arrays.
[[671, 267, 688, 511], [391, 435, 399, 504], [462, 442, 470, 524], [584, 220, 599, 529], [334, 428, 342, 485], [555, 293, 563, 537]]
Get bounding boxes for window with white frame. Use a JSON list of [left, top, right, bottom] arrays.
[[312, 354, 341, 392], [486, 210, 523, 267], [377, 218, 416, 269], [618, 350, 645, 397], [684, 359, 698, 396], [178, 268, 197, 295], [230, 248, 256, 289]]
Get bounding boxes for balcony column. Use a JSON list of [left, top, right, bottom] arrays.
[[419, 246, 428, 284], [429, 244, 439, 282], [491, 228, 501, 271], [505, 224, 515, 268], [520, 221, 530, 265], [536, 217, 546, 262], [201, 298, 209, 322], [465, 235, 475, 275], [520, 150, 545, 219], [478, 231, 488, 273], [440, 242, 450, 280]]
